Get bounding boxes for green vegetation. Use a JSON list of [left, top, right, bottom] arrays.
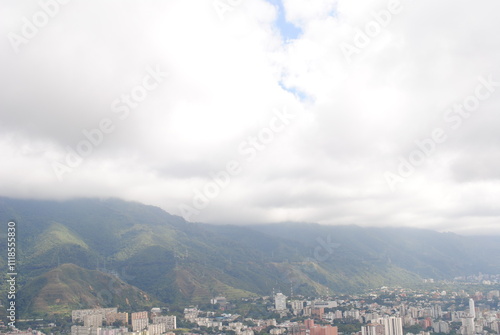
[[333, 320, 362, 334], [17, 263, 159, 317], [404, 325, 424, 334], [1, 197, 500, 318]]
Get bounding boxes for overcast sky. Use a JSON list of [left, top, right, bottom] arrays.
[[1, 0, 500, 235]]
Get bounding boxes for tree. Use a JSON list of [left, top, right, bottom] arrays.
[[113, 320, 124, 328], [404, 325, 423, 334]]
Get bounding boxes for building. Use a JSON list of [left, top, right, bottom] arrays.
[[131, 312, 149, 332], [152, 315, 177, 330], [419, 318, 432, 329], [184, 307, 199, 321], [71, 326, 128, 335], [148, 323, 167, 335], [291, 300, 304, 315], [83, 314, 103, 328], [305, 319, 315, 330], [310, 325, 338, 335], [303, 319, 338, 335], [312, 308, 324, 320], [106, 312, 129, 326], [469, 299, 476, 319], [374, 317, 403, 335], [100, 329, 128, 335], [288, 324, 307, 335], [275, 293, 287, 311], [362, 323, 385, 335], [211, 296, 228, 306], [344, 309, 361, 321], [2, 331, 45, 335], [461, 317, 475, 335], [432, 305, 443, 319], [71, 326, 100, 335], [150, 308, 162, 318], [490, 321, 500, 334], [432, 321, 450, 334], [72, 308, 118, 323], [313, 301, 338, 309]]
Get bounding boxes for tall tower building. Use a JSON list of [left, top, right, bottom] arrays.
[[131, 311, 149, 332], [275, 292, 287, 311], [461, 317, 475, 335], [469, 299, 475, 319], [374, 317, 403, 335], [362, 323, 385, 335]]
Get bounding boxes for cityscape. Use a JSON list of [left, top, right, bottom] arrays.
[[2, 283, 500, 335], [2, 1, 500, 335]]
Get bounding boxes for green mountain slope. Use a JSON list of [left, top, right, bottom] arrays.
[[1, 197, 499, 317], [17, 263, 158, 317], [247, 223, 500, 278]]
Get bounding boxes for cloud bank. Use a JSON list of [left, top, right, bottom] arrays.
[[1, 0, 500, 235]]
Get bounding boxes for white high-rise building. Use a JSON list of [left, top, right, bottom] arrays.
[[432, 305, 443, 319], [374, 317, 403, 335], [469, 299, 476, 319], [433, 321, 450, 334], [361, 323, 385, 335], [291, 300, 304, 315], [131, 311, 149, 332], [275, 292, 287, 311], [461, 317, 475, 335], [152, 315, 177, 330]]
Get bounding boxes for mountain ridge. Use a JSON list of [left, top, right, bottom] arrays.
[[1, 196, 499, 317]]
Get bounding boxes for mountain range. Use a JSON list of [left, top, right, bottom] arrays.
[[0, 197, 499, 317]]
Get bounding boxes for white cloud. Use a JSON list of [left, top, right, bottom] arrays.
[[1, 0, 499, 235]]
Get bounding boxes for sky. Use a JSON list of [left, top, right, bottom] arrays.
[[1, 0, 500, 235]]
